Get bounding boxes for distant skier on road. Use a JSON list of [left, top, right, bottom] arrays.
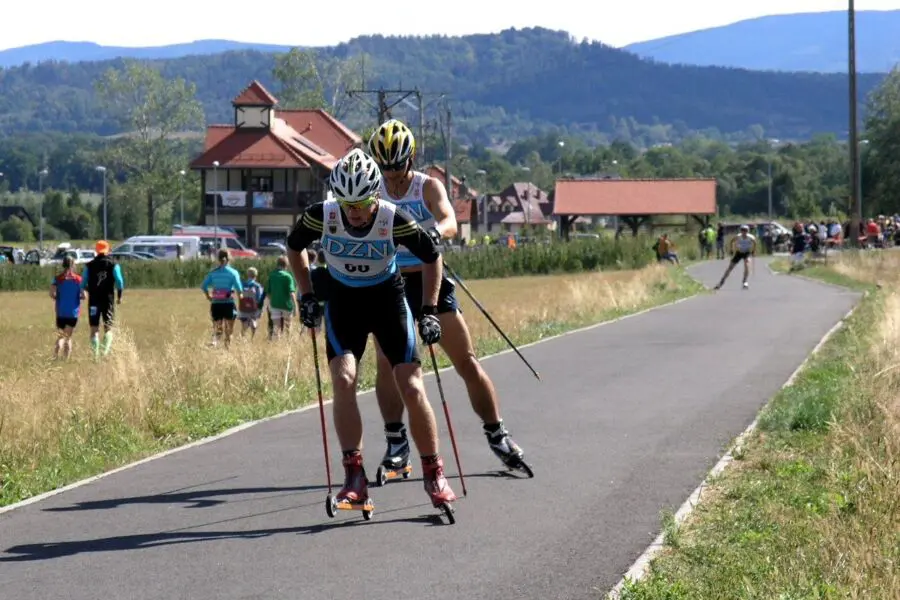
[[714, 224, 757, 290]]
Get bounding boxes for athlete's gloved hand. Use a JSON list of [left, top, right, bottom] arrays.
[[425, 226, 442, 246], [418, 306, 441, 345], [299, 293, 321, 328]]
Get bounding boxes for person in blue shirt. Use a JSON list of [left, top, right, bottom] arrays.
[[81, 240, 126, 357], [238, 266, 266, 339], [50, 255, 86, 360], [201, 249, 244, 348]]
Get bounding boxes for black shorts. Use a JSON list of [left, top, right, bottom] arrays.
[[311, 266, 331, 302], [731, 251, 751, 264], [210, 302, 236, 322], [324, 280, 419, 367], [400, 271, 460, 320], [88, 303, 115, 327], [56, 317, 78, 330]]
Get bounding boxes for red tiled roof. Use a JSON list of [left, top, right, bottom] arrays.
[[552, 178, 717, 216], [232, 80, 279, 106], [453, 199, 472, 223], [189, 128, 311, 169], [279, 109, 361, 158]]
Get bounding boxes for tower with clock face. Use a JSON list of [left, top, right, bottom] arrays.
[[232, 81, 277, 130]]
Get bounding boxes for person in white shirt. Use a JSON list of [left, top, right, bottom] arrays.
[[714, 225, 757, 290]]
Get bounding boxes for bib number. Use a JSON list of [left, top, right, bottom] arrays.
[[344, 263, 370, 273], [211, 289, 231, 300]]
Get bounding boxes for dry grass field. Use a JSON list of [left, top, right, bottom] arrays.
[[0, 265, 698, 505]]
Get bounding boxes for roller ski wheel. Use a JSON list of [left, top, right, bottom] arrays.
[[327, 495, 375, 520], [508, 459, 535, 478], [437, 501, 456, 525], [374, 463, 412, 487]]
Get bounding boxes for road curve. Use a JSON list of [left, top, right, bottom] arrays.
[[0, 261, 860, 600]]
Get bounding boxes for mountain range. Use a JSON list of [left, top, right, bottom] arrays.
[[0, 27, 888, 147], [624, 9, 900, 73], [1, 10, 899, 73]]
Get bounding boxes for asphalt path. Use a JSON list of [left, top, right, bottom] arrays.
[[0, 260, 861, 600]]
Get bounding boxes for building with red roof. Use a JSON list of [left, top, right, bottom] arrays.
[[189, 80, 362, 248]]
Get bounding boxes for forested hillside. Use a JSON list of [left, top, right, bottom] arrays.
[[0, 28, 886, 146]]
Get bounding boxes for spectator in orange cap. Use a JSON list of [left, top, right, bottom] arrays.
[[80, 239, 125, 357]]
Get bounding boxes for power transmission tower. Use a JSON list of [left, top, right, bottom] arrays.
[[346, 87, 449, 167], [346, 87, 424, 157]]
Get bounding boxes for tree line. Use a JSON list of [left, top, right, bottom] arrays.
[[2, 59, 899, 244]]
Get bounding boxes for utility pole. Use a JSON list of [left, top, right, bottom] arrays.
[[848, 0, 861, 244], [444, 104, 452, 203]]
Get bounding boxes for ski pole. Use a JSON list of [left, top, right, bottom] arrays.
[[442, 261, 541, 381], [310, 326, 332, 495], [428, 344, 467, 497]]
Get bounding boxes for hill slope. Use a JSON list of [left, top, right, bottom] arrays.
[[624, 10, 900, 73], [0, 28, 886, 145]]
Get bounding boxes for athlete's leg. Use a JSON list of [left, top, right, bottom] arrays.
[[323, 300, 371, 503], [54, 322, 65, 359], [329, 353, 364, 451], [715, 256, 738, 289], [222, 305, 236, 348], [63, 324, 75, 359], [742, 257, 751, 284], [438, 310, 500, 423]]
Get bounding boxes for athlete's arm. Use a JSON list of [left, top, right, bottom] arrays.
[[113, 264, 124, 302], [49, 279, 57, 300], [200, 272, 213, 301], [80, 267, 89, 290], [286, 203, 325, 296], [423, 176, 457, 239], [392, 210, 442, 307]]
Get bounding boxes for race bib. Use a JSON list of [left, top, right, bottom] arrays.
[[211, 289, 231, 300]]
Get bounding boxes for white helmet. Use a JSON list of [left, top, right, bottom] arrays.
[[329, 148, 382, 202]]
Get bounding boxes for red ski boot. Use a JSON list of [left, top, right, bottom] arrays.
[[326, 452, 374, 520], [422, 455, 458, 524]]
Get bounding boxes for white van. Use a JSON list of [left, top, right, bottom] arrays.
[[114, 236, 201, 260]]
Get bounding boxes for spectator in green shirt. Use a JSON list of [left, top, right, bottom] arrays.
[[266, 255, 297, 339]]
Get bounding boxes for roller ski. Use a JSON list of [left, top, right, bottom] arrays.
[[325, 452, 374, 521], [373, 425, 413, 487], [485, 422, 534, 478], [422, 455, 458, 525]]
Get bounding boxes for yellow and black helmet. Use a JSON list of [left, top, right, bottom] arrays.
[[368, 119, 416, 168]]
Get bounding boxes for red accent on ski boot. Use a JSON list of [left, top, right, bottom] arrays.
[[422, 455, 457, 507], [336, 453, 369, 504]]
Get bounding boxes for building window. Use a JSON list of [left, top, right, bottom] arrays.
[[250, 176, 273, 192]]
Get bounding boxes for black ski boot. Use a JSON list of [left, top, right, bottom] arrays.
[[484, 421, 534, 478], [373, 423, 412, 486]]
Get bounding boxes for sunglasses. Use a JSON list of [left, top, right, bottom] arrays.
[[379, 161, 407, 172], [337, 195, 376, 210]]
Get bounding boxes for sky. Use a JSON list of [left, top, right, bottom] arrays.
[[2, 0, 899, 51]]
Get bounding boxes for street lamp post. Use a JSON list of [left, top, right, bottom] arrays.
[[557, 140, 565, 175], [38, 168, 48, 251], [212, 161, 220, 252], [179, 170, 186, 227], [95, 166, 108, 239]]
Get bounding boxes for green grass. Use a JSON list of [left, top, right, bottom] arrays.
[[770, 255, 875, 292], [616, 263, 895, 599]]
